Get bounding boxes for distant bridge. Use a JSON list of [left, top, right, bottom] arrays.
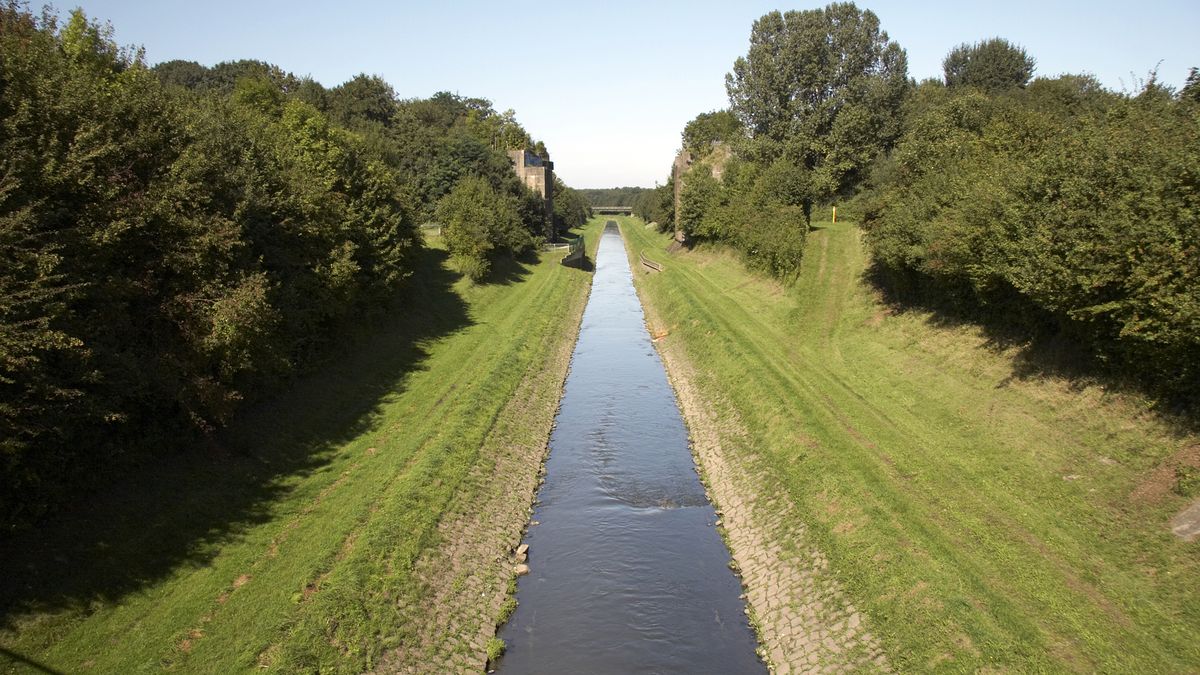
[[592, 205, 633, 215]]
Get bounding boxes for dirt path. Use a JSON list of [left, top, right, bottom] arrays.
[[633, 266, 889, 674]]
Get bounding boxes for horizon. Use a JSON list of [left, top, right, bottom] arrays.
[[70, 0, 1200, 188]]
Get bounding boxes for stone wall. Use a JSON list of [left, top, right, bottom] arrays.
[[509, 149, 555, 240]]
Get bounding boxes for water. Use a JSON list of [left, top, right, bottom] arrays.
[[496, 222, 764, 673]]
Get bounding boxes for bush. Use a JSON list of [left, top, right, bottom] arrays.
[[435, 175, 531, 282], [863, 77, 1200, 403]]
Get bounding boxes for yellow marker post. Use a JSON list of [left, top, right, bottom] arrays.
[[832, 206, 837, 223]]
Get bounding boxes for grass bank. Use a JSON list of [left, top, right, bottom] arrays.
[[0, 219, 602, 673], [622, 215, 1200, 672]]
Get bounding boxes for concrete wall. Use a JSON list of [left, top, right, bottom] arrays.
[[509, 149, 555, 240]]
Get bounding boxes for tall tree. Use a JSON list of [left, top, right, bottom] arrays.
[[725, 3, 908, 221], [943, 38, 1035, 92], [328, 73, 397, 129]]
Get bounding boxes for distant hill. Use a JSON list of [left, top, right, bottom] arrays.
[[577, 187, 649, 207]]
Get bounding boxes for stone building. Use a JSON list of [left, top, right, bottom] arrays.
[[508, 149, 555, 240]]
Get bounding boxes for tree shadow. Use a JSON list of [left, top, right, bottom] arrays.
[[863, 261, 1199, 428], [0, 245, 473, 630], [476, 249, 537, 286], [568, 254, 594, 273]]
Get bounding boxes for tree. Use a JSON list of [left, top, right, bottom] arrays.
[[153, 59, 208, 89], [725, 3, 908, 221], [677, 169, 723, 239], [328, 73, 397, 129], [632, 181, 674, 230], [435, 175, 529, 281], [943, 38, 1035, 92], [682, 110, 742, 157], [1181, 67, 1200, 103], [552, 178, 591, 232]]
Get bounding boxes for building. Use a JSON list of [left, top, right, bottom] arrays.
[[508, 149, 555, 240]]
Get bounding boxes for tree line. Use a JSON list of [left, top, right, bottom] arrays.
[[0, 3, 588, 529], [664, 2, 1199, 405], [575, 187, 648, 208]]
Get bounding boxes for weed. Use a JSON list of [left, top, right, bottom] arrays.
[[486, 637, 506, 662], [1174, 465, 1200, 498], [497, 596, 518, 625]]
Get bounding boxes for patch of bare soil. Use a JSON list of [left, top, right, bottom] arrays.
[[1129, 444, 1200, 505], [638, 295, 889, 673], [374, 283, 590, 673]]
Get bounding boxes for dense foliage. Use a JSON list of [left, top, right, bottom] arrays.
[[631, 182, 674, 228], [676, 152, 810, 277], [943, 38, 1036, 92], [682, 110, 741, 157], [863, 77, 1200, 402], [575, 186, 648, 207], [0, 4, 575, 528], [435, 175, 527, 280], [552, 177, 592, 233]]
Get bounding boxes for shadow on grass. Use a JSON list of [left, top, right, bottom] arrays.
[[0, 647, 63, 674], [863, 261, 1199, 426], [570, 255, 595, 273], [477, 249, 538, 286], [0, 245, 472, 632]]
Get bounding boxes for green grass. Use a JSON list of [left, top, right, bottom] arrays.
[[0, 219, 603, 674], [485, 637, 505, 663], [621, 216, 1200, 672]]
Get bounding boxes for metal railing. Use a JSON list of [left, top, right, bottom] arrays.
[[561, 235, 585, 267]]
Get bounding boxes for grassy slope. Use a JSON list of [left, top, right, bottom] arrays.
[[623, 216, 1200, 672], [0, 220, 601, 674]]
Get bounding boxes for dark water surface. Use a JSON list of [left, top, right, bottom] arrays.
[[496, 223, 764, 673]]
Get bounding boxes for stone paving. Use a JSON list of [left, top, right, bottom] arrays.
[[646, 304, 890, 674]]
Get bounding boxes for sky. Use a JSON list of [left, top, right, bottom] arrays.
[[69, 0, 1199, 188]]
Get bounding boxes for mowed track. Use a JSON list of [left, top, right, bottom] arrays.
[[1, 221, 601, 673], [623, 216, 1199, 672]]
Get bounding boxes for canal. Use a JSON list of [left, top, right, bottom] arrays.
[[496, 221, 764, 673]]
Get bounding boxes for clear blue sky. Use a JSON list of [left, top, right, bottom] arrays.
[[71, 0, 1199, 188]]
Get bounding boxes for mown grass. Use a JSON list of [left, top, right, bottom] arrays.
[[622, 216, 1200, 672], [0, 219, 602, 674]]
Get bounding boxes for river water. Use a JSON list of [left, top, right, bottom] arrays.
[[495, 222, 764, 673]]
